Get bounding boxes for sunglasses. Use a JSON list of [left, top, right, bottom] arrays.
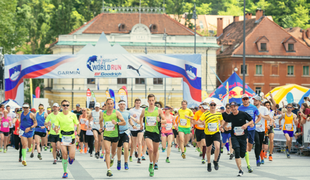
[[39, 107, 44, 109], [287, 107, 293, 109], [210, 104, 216, 107], [62, 104, 70, 107], [242, 98, 249, 100], [226, 108, 230, 109]]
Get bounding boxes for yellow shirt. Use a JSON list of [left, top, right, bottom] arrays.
[[199, 111, 223, 135], [178, 108, 194, 128], [55, 112, 79, 138]]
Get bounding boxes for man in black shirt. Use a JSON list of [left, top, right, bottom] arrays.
[[220, 102, 253, 177], [221, 104, 234, 160], [73, 104, 82, 120]]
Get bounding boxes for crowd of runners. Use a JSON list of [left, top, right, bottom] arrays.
[[0, 93, 309, 178]]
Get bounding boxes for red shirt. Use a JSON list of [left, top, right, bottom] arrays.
[[13, 119, 20, 135]]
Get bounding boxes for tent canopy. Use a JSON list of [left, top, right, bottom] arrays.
[[209, 72, 255, 104], [298, 89, 310, 106], [1, 99, 21, 111]]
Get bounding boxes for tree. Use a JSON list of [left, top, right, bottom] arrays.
[[218, 0, 243, 16]]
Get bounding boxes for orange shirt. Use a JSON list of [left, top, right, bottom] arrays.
[[194, 110, 204, 130], [79, 115, 88, 131]]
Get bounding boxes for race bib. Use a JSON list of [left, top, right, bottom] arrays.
[[3, 122, 9, 128], [105, 121, 115, 131], [166, 123, 172, 130], [234, 127, 244, 136], [285, 124, 292, 131], [19, 129, 24, 137], [61, 136, 72, 146], [256, 121, 263, 128], [208, 123, 218, 132], [180, 119, 187, 126], [80, 119, 85, 124], [146, 117, 156, 126], [198, 124, 205, 128], [226, 123, 231, 128]]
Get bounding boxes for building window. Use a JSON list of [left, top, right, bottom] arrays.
[[255, 87, 262, 95], [287, 66, 294, 75], [256, 65, 262, 75], [87, 78, 95, 84], [153, 78, 163, 85], [135, 78, 145, 84], [241, 65, 247, 74], [303, 66, 309, 76], [117, 78, 127, 84], [288, 44, 294, 52], [260, 43, 267, 51]]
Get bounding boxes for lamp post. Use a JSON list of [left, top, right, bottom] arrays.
[[0, 47, 3, 102], [192, 3, 197, 54], [242, 0, 246, 94], [163, 28, 167, 106]]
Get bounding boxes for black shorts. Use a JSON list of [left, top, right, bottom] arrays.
[[0, 131, 9, 136], [195, 129, 205, 142], [268, 126, 274, 134], [263, 136, 269, 145], [34, 131, 47, 138], [205, 132, 221, 147], [231, 136, 247, 153], [48, 134, 60, 143], [144, 131, 160, 143], [92, 129, 101, 135], [173, 129, 178, 138], [118, 133, 130, 147], [131, 130, 143, 137], [9, 128, 14, 134], [80, 130, 86, 142], [104, 136, 119, 143]]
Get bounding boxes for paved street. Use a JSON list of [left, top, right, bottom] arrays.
[[0, 145, 310, 180]]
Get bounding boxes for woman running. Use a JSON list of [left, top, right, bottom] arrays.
[[79, 108, 89, 154], [0, 110, 12, 153], [161, 106, 175, 163]]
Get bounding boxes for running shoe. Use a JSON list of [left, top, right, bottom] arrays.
[[142, 156, 146, 161], [30, 152, 34, 158], [4, 149, 7, 153], [229, 154, 234, 160], [29, 145, 32, 152], [68, 157, 74, 165], [50, 147, 53, 152], [149, 164, 154, 177], [38, 154, 42, 160], [166, 158, 170, 163], [247, 165, 253, 173], [186, 144, 190, 147], [207, 163, 212, 172], [181, 152, 186, 159], [80, 149, 83, 154], [199, 153, 202, 157], [106, 170, 112, 177], [0, 148, 2, 152], [124, 162, 129, 170], [264, 152, 267, 159], [44, 146, 47, 151], [22, 161, 27, 166], [154, 164, 158, 170], [256, 159, 260, 167], [202, 159, 206, 164], [100, 153, 104, 159], [178, 148, 180, 152], [95, 152, 99, 159], [227, 152, 230, 155], [19, 158, 22, 162], [110, 158, 114, 167], [117, 161, 121, 170], [213, 161, 219, 170], [162, 148, 166, 152], [135, 151, 138, 158], [261, 159, 264, 164], [137, 158, 141, 164], [184, 147, 187, 153], [129, 156, 133, 162], [175, 144, 178, 148], [287, 153, 290, 159], [220, 147, 223, 153], [62, 172, 68, 178], [53, 160, 57, 164], [90, 153, 93, 157], [84, 148, 87, 154], [237, 170, 244, 177], [269, 155, 273, 161]]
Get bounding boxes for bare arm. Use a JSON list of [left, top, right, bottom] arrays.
[[115, 111, 126, 126], [158, 109, 166, 124], [139, 109, 145, 130], [99, 111, 104, 130]]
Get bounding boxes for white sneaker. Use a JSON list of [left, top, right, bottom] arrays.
[[237, 170, 243, 177]]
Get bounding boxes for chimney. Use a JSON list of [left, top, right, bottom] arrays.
[[256, 9, 263, 21], [217, 18, 223, 37], [302, 29, 306, 40], [307, 28, 310, 39], [233, 16, 239, 22], [245, 13, 252, 20]]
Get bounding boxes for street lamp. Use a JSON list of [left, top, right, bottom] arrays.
[[192, 3, 197, 54], [163, 28, 167, 106], [0, 47, 4, 102], [242, 0, 246, 94]]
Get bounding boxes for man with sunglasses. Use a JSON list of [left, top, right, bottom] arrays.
[[89, 102, 103, 159], [34, 104, 48, 160], [20, 103, 37, 166], [198, 100, 223, 172], [221, 104, 234, 160], [55, 100, 80, 179], [238, 94, 261, 172]]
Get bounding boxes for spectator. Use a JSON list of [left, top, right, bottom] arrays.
[[300, 103, 310, 125]]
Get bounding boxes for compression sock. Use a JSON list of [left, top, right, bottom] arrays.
[[245, 152, 250, 166], [22, 149, 27, 161], [62, 159, 68, 173], [202, 146, 206, 159], [225, 143, 229, 151]]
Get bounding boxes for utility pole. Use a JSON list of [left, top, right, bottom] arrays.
[[192, 3, 197, 54], [242, 0, 246, 94], [163, 28, 167, 106]]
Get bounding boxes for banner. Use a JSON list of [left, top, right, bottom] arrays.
[[118, 87, 128, 109], [35, 86, 40, 98], [109, 89, 115, 108], [86, 88, 91, 108], [91, 91, 96, 104]]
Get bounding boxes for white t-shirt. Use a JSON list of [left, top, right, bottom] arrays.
[[7, 112, 16, 128], [85, 121, 93, 136], [129, 107, 142, 131], [256, 106, 270, 132]]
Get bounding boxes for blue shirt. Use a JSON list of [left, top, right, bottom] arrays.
[[118, 110, 131, 134], [35, 112, 46, 133], [238, 104, 260, 131], [20, 112, 34, 131]]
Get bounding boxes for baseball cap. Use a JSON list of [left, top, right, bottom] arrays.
[[292, 102, 298, 109], [164, 106, 172, 110], [53, 103, 59, 107], [220, 107, 225, 110], [230, 102, 239, 106], [209, 100, 217, 105], [202, 104, 209, 109], [76, 104, 80, 107], [252, 95, 261, 101], [241, 94, 249, 99], [95, 102, 100, 108], [22, 104, 30, 108]]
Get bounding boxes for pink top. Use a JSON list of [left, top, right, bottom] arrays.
[[161, 114, 173, 134], [0, 117, 11, 132]]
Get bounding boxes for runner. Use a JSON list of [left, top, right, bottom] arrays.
[[13, 109, 22, 161], [89, 102, 103, 159], [100, 102, 106, 159], [117, 100, 136, 170], [73, 104, 82, 150], [102, 98, 126, 177], [79, 108, 89, 154], [279, 103, 297, 158], [238, 94, 261, 172], [129, 99, 143, 163], [253, 96, 270, 166], [220, 102, 254, 176], [45, 103, 61, 164], [263, 100, 275, 161], [139, 94, 166, 177], [34, 104, 47, 160], [161, 106, 175, 163], [192, 104, 204, 158], [6, 105, 16, 149], [0, 110, 12, 153], [221, 104, 234, 160], [20, 103, 37, 166], [54, 100, 80, 178], [177, 100, 194, 159], [85, 111, 94, 157], [198, 100, 223, 172]]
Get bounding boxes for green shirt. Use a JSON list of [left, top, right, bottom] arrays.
[[45, 113, 59, 135], [144, 107, 159, 134], [55, 112, 78, 138], [103, 110, 119, 138]]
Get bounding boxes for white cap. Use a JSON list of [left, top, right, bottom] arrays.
[[95, 102, 100, 108], [22, 104, 30, 108], [53, 103, 59, 107]]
